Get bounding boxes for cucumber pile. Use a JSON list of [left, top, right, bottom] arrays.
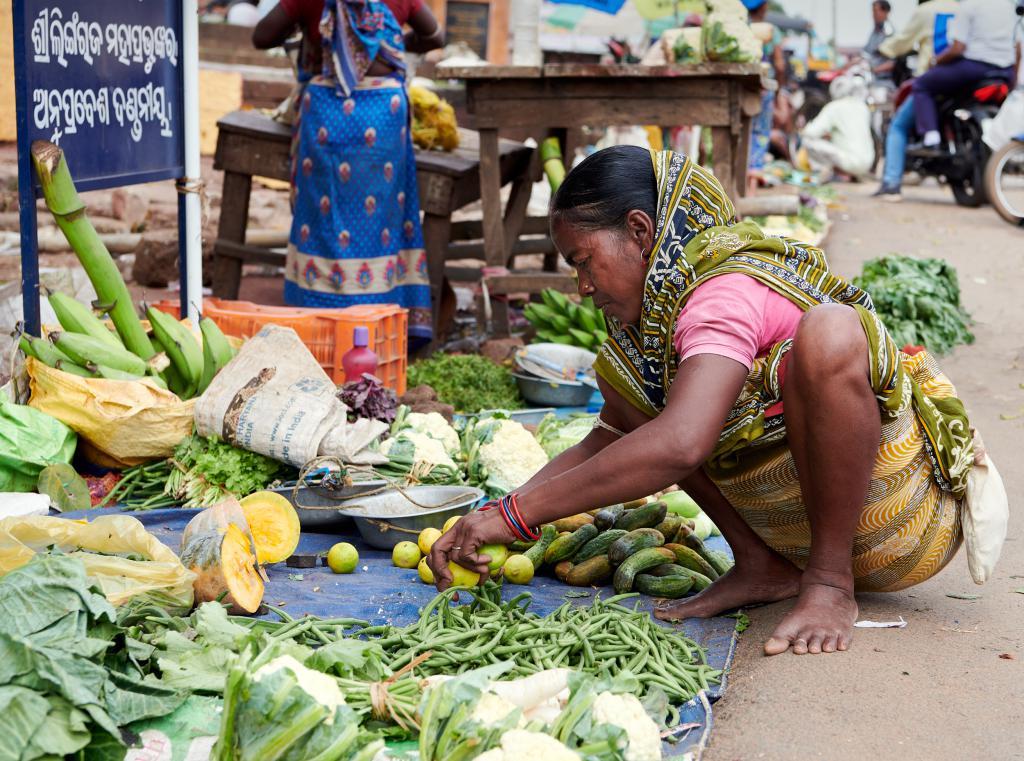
[[523, 289, 609, 352], [516, 499, 733, 599]]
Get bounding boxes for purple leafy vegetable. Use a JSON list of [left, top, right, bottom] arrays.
[[339, 374, 398, 423]]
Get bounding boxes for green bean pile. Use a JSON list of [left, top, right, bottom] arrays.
[[352, 584, 722, 707], [99, 460, 176, 509]]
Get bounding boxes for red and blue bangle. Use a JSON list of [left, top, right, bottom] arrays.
[[501, 493, 540, 541]]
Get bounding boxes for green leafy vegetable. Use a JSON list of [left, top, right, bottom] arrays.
[[535, 413, 597, 459], [0, 554, 185, 759], [407, 354, 523, 413], [853, 256, 974, 354]]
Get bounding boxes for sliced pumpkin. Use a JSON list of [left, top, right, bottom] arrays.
[[180, 517, 264, 614], [239, 490, 301, 565]]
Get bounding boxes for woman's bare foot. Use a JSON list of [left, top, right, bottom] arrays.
[[763, 573, 858, 656], [653, 551, 801, 622]]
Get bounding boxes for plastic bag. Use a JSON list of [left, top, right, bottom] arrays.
[[0, 391, 76, 492], [26, 356, 195, 468], [962, 432, 1009, 585], [0, 514, 195, 611], [982, 90, 1024, 152]]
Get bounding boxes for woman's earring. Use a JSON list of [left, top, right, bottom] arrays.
[[639, 248, 647, 261]]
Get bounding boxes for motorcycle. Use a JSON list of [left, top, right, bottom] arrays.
[[900, 75, 1012, 207], [984, 134, 1024, 226]]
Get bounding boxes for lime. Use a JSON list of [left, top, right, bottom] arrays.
[[448, 561, 481, 587], [442, 515, 461, 533], [503, 554, 534, 585], [418, 527, 442, 555], [327, 542, 358, 574], [418, 557, 434, 584], [392, 541, 422, 569], [479, 543, 508, 572]]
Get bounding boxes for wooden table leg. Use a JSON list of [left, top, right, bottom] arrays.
[[478, 128, 506, 268], [421, 212, 452, 338], [734, 115, 753, 198], [711, 126, 737, 202], [213, 170, 253, 299]]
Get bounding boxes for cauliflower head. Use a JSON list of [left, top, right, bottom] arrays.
[[468, 418, 549, 496], [470, 691, 522, 727], [405, 411, 460, 455], [475, 730, 581, 761], [590, 692, 662, 761], [381, 430, 458, 470]]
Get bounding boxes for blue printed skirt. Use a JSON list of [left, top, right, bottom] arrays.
[[285, 76, 433, 342]]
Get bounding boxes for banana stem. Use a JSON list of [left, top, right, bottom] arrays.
[[30, 141, 156, 360]]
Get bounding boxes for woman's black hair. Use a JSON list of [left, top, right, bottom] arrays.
[[550, 145, 657, 233]]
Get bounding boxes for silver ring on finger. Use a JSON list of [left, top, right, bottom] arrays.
[[452, 546, 462, 550]]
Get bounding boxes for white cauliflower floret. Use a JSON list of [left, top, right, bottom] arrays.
[[405, 411, 460, 455], [703, 13, 761, 62], [703, 0, 750, 19], [471, 691, 521, 726], [381, 430, 457, 470], [590, 692, 662, 761], [475, 420, 549, 495], [253, 655, 346, 713], [475, 730, 581, 761]]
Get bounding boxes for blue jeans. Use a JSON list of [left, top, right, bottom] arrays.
[[882, 96, 916, 188]]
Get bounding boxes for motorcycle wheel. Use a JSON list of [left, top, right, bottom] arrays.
[[949, 120, 990, 208], [984, 139, 1024, 227]]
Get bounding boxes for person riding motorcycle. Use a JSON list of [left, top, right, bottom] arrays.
[[911, 0, 1018, 151], [873, 0, 960, 201]]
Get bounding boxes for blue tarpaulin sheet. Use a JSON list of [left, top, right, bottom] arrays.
[[60, 506, 738, 758]]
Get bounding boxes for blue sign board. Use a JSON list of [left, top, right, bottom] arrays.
[[13, 0, 188, 333]]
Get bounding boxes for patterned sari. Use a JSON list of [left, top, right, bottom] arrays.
[[594, 151, 974, 592], [285, 0, 432, 343]]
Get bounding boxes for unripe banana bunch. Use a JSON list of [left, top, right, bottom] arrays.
[[523, 289, 609, 352], [18, 290, 236, 401]]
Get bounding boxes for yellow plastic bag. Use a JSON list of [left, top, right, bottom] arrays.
[[0, 514, 195, 611], [26, 356, 195, 468]]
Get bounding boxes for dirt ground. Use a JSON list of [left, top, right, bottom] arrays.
[[706, 181, 1024, 761]]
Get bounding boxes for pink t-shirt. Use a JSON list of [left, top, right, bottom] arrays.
[[673, 273, 804, 411]]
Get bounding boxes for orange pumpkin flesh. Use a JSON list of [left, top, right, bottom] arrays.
[[239, 491, 302, 565]]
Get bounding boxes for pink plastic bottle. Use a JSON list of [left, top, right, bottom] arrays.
[[342, 325, 378, 380]]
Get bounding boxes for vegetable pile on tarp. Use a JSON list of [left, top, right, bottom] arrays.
[[0, 554, 185, 759], [407, 354, 523, 413], [106, 434, 297, 509], [853, 255, 974, 354]]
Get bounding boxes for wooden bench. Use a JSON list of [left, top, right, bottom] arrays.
[[211, 110, 551, 336]]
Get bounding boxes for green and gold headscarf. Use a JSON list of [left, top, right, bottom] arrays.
[[593, 150, 973, 497]]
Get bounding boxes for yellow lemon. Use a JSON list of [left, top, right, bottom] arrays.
[[392, 541, 422, 569], [442, 515, 461, 533], [418, 557, 434, 584], [448, 561, 481, 587], [503, 554, 534, 584], [418, 527, 443, 555], [479, 543, 508, 572], [327, 542, 358, 574]]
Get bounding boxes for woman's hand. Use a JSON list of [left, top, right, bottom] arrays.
[[427, 506, 517, 592]]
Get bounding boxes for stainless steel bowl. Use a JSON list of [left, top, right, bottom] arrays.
[[337, 485, 485, 550], [512, 373, 594, 408], [268, 479, 389, 529]]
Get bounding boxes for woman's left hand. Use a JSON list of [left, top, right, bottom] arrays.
[[427, 506, 517, 592]]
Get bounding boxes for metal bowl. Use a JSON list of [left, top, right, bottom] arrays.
[[268, 478, 389, 530], [512, 373, 594, 408], [337, 485, 485, 550]]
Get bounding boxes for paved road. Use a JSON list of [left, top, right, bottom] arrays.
[[707, 181, 1024, 761]]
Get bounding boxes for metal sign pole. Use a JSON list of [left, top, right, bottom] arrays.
[[12, 0, 40, 336], [181, 0, 203, 326]]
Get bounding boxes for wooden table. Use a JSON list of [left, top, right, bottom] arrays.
[[438, 62, 764, 270], [210, 110, 540, 335]]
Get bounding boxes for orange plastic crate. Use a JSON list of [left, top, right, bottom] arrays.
[[154, 299, 408, 394]]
